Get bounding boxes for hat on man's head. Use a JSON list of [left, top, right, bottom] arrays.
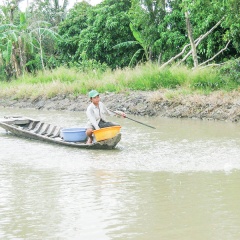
[[89, 89, 99, 98]]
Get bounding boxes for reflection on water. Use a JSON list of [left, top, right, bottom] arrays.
[[0, 107, 240, 239]]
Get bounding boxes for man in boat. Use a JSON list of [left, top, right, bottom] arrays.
[[86, 89, 126, 144]]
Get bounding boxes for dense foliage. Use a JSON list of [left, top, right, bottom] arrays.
[[76, 0, 139, 69], [57, 2, 92, 65], [0, 0, 239, 83]]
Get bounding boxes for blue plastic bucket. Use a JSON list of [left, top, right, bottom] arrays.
[[61, 128, 87, 142]]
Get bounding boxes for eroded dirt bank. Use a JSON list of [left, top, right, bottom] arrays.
[[0, 90, 240, 122]]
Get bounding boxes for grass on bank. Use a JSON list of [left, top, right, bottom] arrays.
[[0, 60, 239, 100]]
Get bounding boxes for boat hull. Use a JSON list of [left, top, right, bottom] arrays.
[[0, 117, 121, 150]]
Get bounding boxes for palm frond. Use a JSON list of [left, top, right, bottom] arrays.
[[113, 41, 140, 49], [129, 48, 144, 67]]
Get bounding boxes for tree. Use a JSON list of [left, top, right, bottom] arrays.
[[221, 0, 240, 54], [77, 0, 138, 69], [160, 0, 238, 68], [0, 12, 35, 77], [28, 0, 69, 27], [27, 0, 68, 69], [30, 20, 60, 71], [57, 1, 92, 64], [185, 10, 198, 67], [128, 0, 166, 63], [0, 8, 60, 79]]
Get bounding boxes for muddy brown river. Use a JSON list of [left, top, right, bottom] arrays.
[[0, 107, 240, 239]]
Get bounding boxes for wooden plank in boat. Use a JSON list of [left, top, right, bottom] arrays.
[[32, 122, 44, 133], [39, 124, 51, 135], [27, 121, 40, 130], [0, 118, 31, 125], [46, 126, 57, 137], [51, 127, 62, 138]]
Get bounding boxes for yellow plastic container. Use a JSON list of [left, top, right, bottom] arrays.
[[93, 126, 121, 142]]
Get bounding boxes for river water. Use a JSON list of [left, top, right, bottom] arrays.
[[0, 107, 240, 240]]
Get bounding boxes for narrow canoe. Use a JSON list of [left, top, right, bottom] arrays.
[[0, 116, 121, 149]]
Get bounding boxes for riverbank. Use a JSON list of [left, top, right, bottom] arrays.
[[0, 90, 239, 122]]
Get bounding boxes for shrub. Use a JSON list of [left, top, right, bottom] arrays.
[[218, 58, 240, 87]]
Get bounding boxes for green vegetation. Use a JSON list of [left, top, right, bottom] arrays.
[[0, 0, 239, 100], [0, 61, 239, 100]]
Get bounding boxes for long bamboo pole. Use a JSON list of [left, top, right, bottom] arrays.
[[109, 109, 156, 129]]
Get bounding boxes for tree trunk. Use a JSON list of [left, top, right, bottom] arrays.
[[185, 11, 198, 68], [18, 37, 27, 76], [161, 17, 225, 68], [36, 27, 46, 71], [11, 45, 21, 77], [149, 47, 153, 62]]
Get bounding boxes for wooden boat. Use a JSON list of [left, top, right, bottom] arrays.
[[0, 116, 121, 149]]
